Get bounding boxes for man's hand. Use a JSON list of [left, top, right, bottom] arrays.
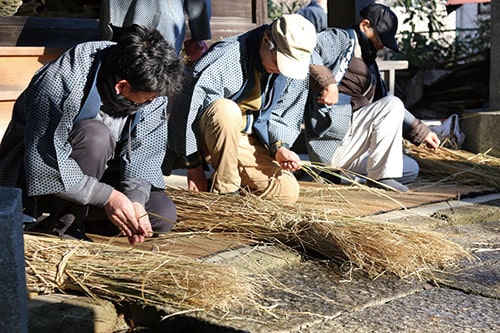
[[184, 39, 209, 63], [132, 202, 153, 243], [275, 147, 301, 172], [104, 190, 148, 245], [424, 131, 440, 150], [187, 165, 208, 192], [318, 83, 338, 106]]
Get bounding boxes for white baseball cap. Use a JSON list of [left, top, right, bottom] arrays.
[[271, 14, 317, 80]]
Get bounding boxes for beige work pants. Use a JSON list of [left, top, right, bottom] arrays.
[[199, 99, 300, 203]]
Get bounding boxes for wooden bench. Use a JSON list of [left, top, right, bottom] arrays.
[[378, 60, 409, 95]]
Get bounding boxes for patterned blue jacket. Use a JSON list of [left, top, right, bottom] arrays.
[[165, 25, 309, 171], [305, 28, 356, 163], [0, 41, 169, 197]]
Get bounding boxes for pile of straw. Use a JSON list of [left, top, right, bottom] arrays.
[[405, 143, 500, 189], [167, 188, 471, 279], [24, 234, 259, 315]]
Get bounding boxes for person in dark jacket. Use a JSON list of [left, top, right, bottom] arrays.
[[304, 3, 440, 192], [0, 25, 184, 244], [297, 0, 328, 33]]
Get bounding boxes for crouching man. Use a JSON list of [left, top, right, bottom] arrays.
[[0, 25, 184, 244]]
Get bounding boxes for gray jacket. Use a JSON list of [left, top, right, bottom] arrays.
[[305, 28, 356, 163]]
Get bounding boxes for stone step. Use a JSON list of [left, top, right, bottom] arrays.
[[0, 46, 63, 137], [461, 109, 500, 158]]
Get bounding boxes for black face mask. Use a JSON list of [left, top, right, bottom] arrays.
[[97, 68, 150, 117], [355, 27, 378, 65]]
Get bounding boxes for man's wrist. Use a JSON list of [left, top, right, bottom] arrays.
[[270, 141, 290, 155]]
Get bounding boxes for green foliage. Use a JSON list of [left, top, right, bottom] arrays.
[[267, 0, 283, 20], [268, 0, 307, 20], [393, 0, 491, 69]]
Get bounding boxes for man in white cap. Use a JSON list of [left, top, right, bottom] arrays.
[[165, 14, 317, 203], [303, 3, 440, 192]]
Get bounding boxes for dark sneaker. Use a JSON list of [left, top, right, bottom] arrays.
[[367, 178, 409, 192], [25, 214, 52, 233], [52, 213, 93, 242], [221, 190, 240, 196]]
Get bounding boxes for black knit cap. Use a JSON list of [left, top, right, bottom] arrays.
[[360, 3, 399, 52]]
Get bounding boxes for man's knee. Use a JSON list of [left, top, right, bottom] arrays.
[[147, 191, 177, 233], [265, 171, 300, 204], [380, 96, 405, 120], [204, 99, 242, 127], [281, 175, 300, 203], [70, 120, 115, 161]]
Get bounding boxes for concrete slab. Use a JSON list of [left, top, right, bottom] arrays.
[[192, 260, 430, 332], [296, 288, 500, 333], [370, 197, 500, 300], [436, 259, 500, 300], [370, 193, 500, 229], [202, 243, 302, 273], [433, 221, 500, 299], [28, 294, 128, 333]]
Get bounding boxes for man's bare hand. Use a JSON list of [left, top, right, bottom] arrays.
[[104, 190, 146, 245], [424, 131, 440, 150], [187, 165, 208, 192], [131, 202, 153, 244], [275, 147, 301, 172], [318, 83, 338, 106]]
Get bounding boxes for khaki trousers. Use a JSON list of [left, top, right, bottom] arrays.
[[199, 99, 300, 203]]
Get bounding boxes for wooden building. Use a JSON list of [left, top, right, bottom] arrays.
[[0, 0, 268, 136]]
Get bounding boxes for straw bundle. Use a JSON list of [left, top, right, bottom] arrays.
[[167, 188, 471, 279], [404, 143, 500, 189], [295, 219, 469, 279], [24, 234, 259, 315]]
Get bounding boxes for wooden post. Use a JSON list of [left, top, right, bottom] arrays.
[[327, 0, 374, 28], [490, 0, 499, 110]]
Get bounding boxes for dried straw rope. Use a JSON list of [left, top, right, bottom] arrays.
[[24, 234, 259, 315], [167, 188, 471, 279]]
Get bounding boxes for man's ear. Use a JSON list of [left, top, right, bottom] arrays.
[[268, 39, 275, 51], [359, 19, 371, 33], [261, 33, 274, 50], [115, 79, 130, 95]]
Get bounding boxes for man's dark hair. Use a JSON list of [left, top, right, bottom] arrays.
[[107, 24, 184, 96]]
